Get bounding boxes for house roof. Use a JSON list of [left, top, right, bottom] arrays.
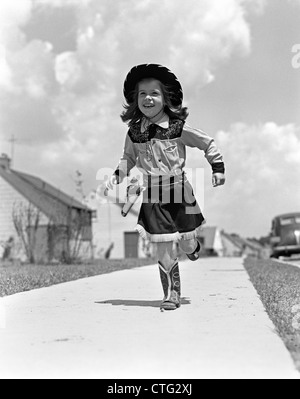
[[0, 166, 91, 224], [221, 232, 244, 250], [15, 170, 87, 210], [221, 232, 264, 252]]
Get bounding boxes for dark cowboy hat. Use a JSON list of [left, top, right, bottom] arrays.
[[123, 64, 183, 107]]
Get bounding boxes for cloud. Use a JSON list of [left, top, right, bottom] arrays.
[[0, 0, 257, 147], [0, 0, 32, 90], [196, 122, 300, 237], [0, 0, 63, 148], [36, 0, 92, 7], [55, 52, 82, 86], [287, 0, 300, 6], [50, 0, 258, 142], [75, 0, 254, 89], [0, 0, 32, 32], [0, 45, 13, 90], [0, 37, 62, 146], [242, 0, 268, 14]]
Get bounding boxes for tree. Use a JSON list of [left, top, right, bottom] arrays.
[[66, 209, 91, 264], [1, 237, 14, 261], [47, 208, 92, 264], [12, 202, 41, 264]]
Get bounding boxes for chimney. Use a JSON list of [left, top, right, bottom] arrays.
[[0, 154, 11, 170]]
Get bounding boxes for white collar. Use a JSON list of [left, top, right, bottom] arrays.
[[141, 114, 170, 133]]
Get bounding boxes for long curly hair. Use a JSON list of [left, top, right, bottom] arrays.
[[120, 80, 189, 127]]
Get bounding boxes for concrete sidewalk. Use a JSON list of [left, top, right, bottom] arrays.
[[0, 258, 299, 379]]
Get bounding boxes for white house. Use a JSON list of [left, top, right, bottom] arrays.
[[0, 154, 93, 263], [197, 227, 267, 258], [198, 226, 224, 256]]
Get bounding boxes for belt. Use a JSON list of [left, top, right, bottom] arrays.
[[144, 172, 186, 188]]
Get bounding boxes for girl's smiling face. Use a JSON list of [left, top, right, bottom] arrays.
[[138, 79, 165, 119]]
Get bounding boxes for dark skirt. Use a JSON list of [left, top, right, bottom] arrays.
[[135, 175, 205, 242]]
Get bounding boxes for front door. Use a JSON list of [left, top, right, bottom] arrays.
[[124, 231, 139, 258]]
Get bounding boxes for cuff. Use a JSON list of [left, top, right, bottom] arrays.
[[212, 162, 225, 174], [114, 169, 127, 183]]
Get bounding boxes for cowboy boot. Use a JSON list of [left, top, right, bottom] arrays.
[[170, 261, 181, 306], [158, 260, 181, 311]]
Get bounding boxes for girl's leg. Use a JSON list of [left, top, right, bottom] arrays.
[[179, 238, 198, 254], [179, 238, 201, 261], [156, 242, 181, 310], [156, 242, 176, 271]]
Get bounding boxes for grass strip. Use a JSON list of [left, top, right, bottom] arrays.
[[0, 258, 155, 297], [244, 257, 300, 372]]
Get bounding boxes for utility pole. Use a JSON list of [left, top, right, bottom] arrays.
[[8, 135, 17, 168]]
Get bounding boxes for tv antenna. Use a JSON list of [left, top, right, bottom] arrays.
[[2, 135, 31, 168], [8, 135, 17, 167]]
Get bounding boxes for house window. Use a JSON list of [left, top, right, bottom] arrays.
[[92, 210, 97, 220]]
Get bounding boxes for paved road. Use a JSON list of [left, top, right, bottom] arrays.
[[0, 258, 299, 380]]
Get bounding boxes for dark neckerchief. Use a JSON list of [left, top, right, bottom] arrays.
[[128, 118, 185, 143]]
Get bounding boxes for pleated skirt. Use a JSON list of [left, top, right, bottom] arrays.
[[135, 174, 205, 243]]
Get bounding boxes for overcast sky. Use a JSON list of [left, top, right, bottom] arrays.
[[0, 0, 299, 238]]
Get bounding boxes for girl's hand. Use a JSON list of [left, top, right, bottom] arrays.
[[104, 175, 121, 196], [212, 173, 225, 187]]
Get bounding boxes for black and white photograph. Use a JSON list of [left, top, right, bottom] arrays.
[[0, 0, 300, 382]]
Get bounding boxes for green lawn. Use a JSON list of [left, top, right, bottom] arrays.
[[244, 257, 300, 372], [0, 258, 155, 297]]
